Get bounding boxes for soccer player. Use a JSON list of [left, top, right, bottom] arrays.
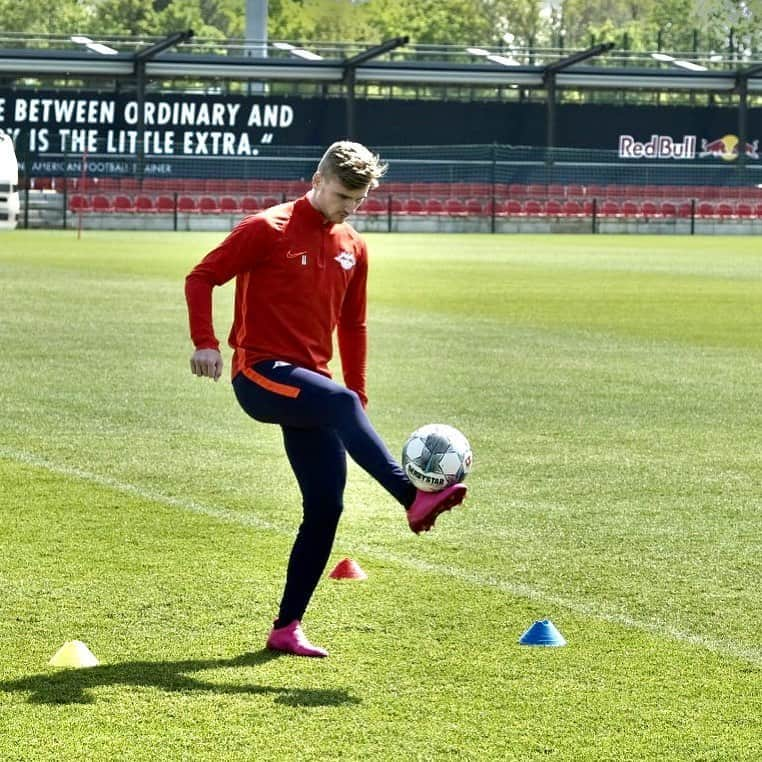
[[185, 141, 467, 658]]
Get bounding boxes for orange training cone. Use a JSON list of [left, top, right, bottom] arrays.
[[329, 558, 368, 580]]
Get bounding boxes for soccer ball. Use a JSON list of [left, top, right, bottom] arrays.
[[402, 424, 473, 493]]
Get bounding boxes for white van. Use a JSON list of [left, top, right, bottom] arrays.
[[0, 131, 20, 230]]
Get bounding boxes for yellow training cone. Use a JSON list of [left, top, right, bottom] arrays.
[[49, 640, 100, 668]]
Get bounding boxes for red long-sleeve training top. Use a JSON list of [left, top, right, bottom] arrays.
[[185, 195, 369, 405]]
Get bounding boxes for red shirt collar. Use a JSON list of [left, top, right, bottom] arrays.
[[295, 193, 334, 228]]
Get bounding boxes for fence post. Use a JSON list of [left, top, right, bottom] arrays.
[[61, 149, 68, 230], [491, 142, 497, 234], [387, 194, 392, 233], [22, 150, 30, 229], [690, 198, 695, 236], [173, 191, 178, 232], [592, 197, 598, 233]]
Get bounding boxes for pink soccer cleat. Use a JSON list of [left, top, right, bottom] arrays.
[[407, 483, 467, 534], [266, 620, 328, 658]]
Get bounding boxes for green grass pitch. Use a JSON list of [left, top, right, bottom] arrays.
[[1, 230, 761, 760]]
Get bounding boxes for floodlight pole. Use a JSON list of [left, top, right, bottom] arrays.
[[133, 30, 194, 183], [343, 37, 408, 138], [736, 62, 762, 169], [542, 43, 614, 166]]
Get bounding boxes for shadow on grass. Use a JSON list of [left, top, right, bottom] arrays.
[[0, 650, 361, 707]]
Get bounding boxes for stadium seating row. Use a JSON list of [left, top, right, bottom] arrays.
[[33, 177, 762, 202], [67, 193, 762, 219]]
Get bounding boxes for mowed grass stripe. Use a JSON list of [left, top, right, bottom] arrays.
[[4, 443, 762, 668]]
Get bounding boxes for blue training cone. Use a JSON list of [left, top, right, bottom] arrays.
[[518, 619, 567, 647]]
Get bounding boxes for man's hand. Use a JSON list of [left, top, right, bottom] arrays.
[[190, 348, 223, 381]]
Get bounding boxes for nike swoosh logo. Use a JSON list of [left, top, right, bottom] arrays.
[[286, 250, 308, 259]]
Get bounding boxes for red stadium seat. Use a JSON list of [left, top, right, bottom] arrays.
[[219, 196, 240, 214], [429, 183, 453, 197], [404, 199, 424, 214], [361, 197, 385, 214], [177, 196, 197, 213], [96, 178, 119, 192], [134, 195, 154, 213], [755, 204, 762, 218], [600, 201, 619, 217], [701, 186, 722, 200], [142, 179, 167, 192], [640, 201, 659, 217], [660, 202, 677, 217], [465, 199, 483, 215], [198, 196, 219, 214], [445, 199, 465, 215], [562, 200, 583, 216], [119, 178, 140, 192], [502, 200, 523, 216], [241, 196, 260, 214], [677, 202, 694, 218], [69, 194, 89, 213], [621, 201, 640, 217], [523, 200, 543, 216], [115, 195, 136, 212], [526, 184, 547, 199], [389, 198, 404, 214], [262, 196, 281, 209], [547, 184, 565, 199], [91, 194, 111, 212], [544, 200, 562, 216], [425, 199, 444, 214], [156, 195, 176, 213], [717, 202, 734, 218], [736, 203, 753, 218], [697, 202, 715, 217], [566, 184, 585, 198], [225, 179, 249, 194]]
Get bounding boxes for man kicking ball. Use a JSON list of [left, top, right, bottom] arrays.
[[185, 140, 467, 657]]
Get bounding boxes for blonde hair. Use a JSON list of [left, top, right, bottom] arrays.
[[316, 140, 388, 190]]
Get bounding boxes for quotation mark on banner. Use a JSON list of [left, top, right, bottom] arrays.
[[260, 133, 274, 144]]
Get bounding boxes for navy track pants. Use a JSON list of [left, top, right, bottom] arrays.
[[232, 360, 415, 624]]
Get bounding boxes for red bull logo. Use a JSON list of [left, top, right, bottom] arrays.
[[699, 134, 760, 161], [619, 134, 696, 159]]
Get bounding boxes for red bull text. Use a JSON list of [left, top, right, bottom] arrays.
[[619, 134, 696, 159]]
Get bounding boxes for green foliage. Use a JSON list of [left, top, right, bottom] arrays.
[[362, 0, 493, 45], [0, 0, 92, 36], [0, 0, 762, 61], [269, 0, 373, 42], [91, 0, 158, 36], [156, 0, 230, 40]]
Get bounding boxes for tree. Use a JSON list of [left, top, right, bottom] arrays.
[[362, 0, 497, 45], [157, 0, 231, 40], [481, 0, 543, 47], [0, 0, 92, 36], [269, 0, 372, 42], [91, 0, 158, 36]]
